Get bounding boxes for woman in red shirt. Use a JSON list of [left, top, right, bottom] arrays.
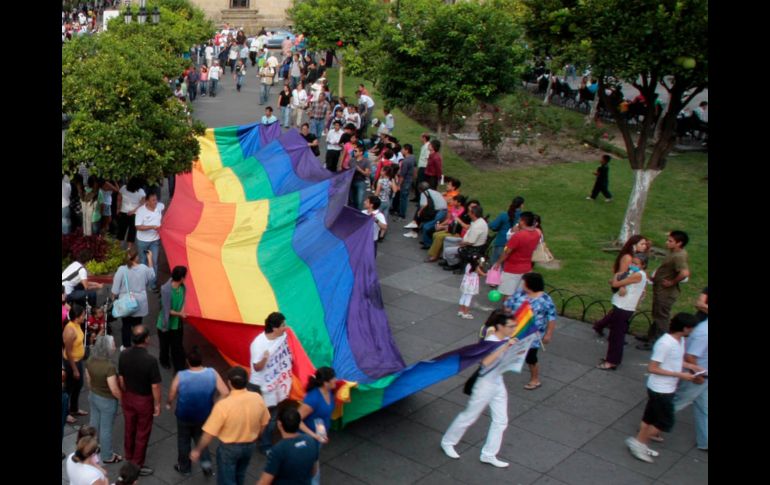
[[493, 212, 541, 296]]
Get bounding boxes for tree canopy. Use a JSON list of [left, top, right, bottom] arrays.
[[288, 0, 388, 51], [372, 0, 529, 137], [62, 0, 213, 182]]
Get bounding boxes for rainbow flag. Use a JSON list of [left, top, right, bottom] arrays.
[[161, 122, 506, 424], [511, 300, 538, 340]]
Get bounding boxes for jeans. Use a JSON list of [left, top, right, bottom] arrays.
[[64, 359, 84, 414], [258, 406, 278, 455], [421, 209, 447, 247], [89, 392, 118, 461], [177, 419, 211, 473], [281, 106, 291, 127], [398, 178, 412, 218], [310, 118, 325, 140], [491, 245, 504, 265], [236, 74, 244, 90], [136, 239, 160, 289], [67, 288, 97, 308], [62, 206, 71, 234], [210, 79, 219, 96], [674, 379, 708, 449], [189, 82, 197, 101], [291, 75, 300, 89], [216, 441, 256, 485], [442, 377, 508, 458], [62, 390, 69, 447], [260, 83, 272, 104], [350, 180, 367, 210]]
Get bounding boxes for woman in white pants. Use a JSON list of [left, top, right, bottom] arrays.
[[441, 310, 517, 468]]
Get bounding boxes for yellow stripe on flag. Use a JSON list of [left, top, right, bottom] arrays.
[[221, 200, 279, 324], [198, 129, 223, 173]]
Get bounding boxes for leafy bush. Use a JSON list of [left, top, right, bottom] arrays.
[[478, 116, 505, 154], [62, 233, 125, 275]]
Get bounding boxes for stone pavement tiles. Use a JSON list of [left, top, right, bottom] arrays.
[[62, 70, 707, 484]]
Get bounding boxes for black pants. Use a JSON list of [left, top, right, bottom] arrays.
[[121, 315, 144, 348], [159, 326, 186, 373], [249, 51, 257, 66], [425, 175, 438, 190], [63, 358, 84, 414], [325, 149, 341, 172], [590, 179, 611, 199], [116, 212, 137, 243]]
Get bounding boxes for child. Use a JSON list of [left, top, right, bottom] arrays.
[[362, 195, 387, 257], [375, 164, 400, 228], [86, 306, 106, 347], [587, 154, 612, 201], [235, 60, 246, 92], [458, 256, 487, 319]]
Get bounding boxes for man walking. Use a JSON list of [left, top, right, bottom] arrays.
[[209, 61, 222, 97], [187, 66, 199, 102], [258, 62, 275, 105], [308, 94, 330, 141], [166, 347, 229, 477], [157, 266, 188, 373], [256, 407, 319, 485], [625, 313, 705, 463], [191, 367, 270, 485], [118, 325, 162, 476], [249, 312, 294, 455], [637, 230, 690, 350]]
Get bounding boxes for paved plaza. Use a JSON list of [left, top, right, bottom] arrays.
[[62, 68, 707, 484]]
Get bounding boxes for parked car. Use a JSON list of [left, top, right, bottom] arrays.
[[265, 29, 295, 49]]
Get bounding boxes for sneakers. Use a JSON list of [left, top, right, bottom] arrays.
[[202, 465, 215, 476], [139, 466, 154, 476], [456, 311, 464, 317], [173, 464, 191, 476], [119, 345, 126, 352], [403, 231, 418, 238], [625, 437, 653, 463], [605, 198, 612, 203], [404, 221, 418, 229], [440, 443, 460, 459], [585, 196, 594, 200], [480, 455, 509, 468], [461, 313, 474, 320]]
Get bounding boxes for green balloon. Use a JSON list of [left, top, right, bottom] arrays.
[[488, 290, 502, 302]]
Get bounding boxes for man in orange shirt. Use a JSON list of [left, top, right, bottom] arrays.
[[191, 367, 270, 485]]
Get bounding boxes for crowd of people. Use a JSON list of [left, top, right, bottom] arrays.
[[62, 23, 707, 483], [62, 1, 118, 40]]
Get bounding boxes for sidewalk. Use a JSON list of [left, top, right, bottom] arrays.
[[62, 70, 707, 484]]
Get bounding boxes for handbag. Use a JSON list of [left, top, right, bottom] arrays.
[[112, 271, 139, 318], [485, 265, 502, 286], [463, 366, 482, 395], [532, 240, 554, 264]]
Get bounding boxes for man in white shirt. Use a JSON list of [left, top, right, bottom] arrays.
[[259, 63, 275, 105], [357, 91, 375, 138], [442, 205, 489, 267], [404, 182, 447, 240], [625, 313, 705, 463], [384, 108, 395, 134], [363, 195, 387, 257], [248, 312, 293, 455], [62, 253, 104, 307], [208, 61, 222, 97], [134, 192, 165, 291], [204, 42, 214, 67], [414, 133, 431, 201]]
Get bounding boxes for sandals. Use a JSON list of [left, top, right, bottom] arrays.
[[596, 362, 617, 371], [650, 435, 664, 443], [104, 454, 123, 464], [74, 410, 89, 416], [66, 415, 77, 424], [523, 382, 542, 390]]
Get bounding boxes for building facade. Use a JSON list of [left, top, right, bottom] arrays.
[[191, 0, 291, 32]]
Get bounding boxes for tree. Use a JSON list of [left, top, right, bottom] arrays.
[[373, 0, 528, 141], [62, 0, 213, 182], [288, 0, 387, 96], [523, 0, 708, 243]]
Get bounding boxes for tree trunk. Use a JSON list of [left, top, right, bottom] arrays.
[[338, 62, 344, 98], [587, 96, 599, 124], [542, 75, 553, 106], [618, 169, 661, 243]]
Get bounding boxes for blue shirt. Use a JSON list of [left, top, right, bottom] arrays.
[[503, 289, 557, 349], [176, 368, 217, 423], [302, 387, 334, 434], [488, 209, 521, 248], [686, 319, 708, 370], [264, 435, 319, 484]]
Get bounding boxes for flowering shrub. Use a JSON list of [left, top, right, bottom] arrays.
[[62, 231, 125, 275]]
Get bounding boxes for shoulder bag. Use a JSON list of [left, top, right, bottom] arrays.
[[112, 270, 139, 318]]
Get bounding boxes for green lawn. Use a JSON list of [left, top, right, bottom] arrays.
[[327, 69, 708, 333]]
